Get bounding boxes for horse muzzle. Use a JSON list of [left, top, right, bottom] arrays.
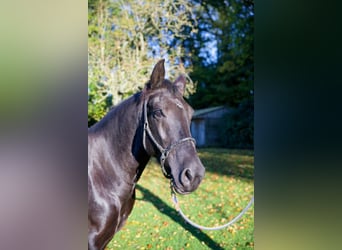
[[172, 163, 205, 195]]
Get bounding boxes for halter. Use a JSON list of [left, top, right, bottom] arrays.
[[142, 99, 196, 178]]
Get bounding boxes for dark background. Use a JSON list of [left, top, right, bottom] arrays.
[[0, 0, 341, 249]]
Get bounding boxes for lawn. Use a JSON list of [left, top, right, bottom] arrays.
[[106, 148, 254, 250]]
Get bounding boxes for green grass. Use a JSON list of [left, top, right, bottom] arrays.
[[107, 148, 254, 250]]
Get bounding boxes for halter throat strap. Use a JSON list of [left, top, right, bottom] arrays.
[[142, 99, 196, 178]]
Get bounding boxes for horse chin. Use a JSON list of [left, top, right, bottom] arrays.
[[171, 179, 191, 195]]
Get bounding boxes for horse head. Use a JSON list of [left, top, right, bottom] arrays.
[[142, 59, 205, 194]]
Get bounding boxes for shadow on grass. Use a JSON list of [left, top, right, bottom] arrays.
[[136, 184, 224, 250], [198, 148, 254, 180]]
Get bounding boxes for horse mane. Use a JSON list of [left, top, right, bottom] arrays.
[[89, 77, 181, 134], [88, 92, 143, 133]]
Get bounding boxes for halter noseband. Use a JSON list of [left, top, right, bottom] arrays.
[[142, 99, 196, 178]]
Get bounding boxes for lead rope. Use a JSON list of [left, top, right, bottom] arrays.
[[171, 185, 254, 231], [143, 99, 254, 230]]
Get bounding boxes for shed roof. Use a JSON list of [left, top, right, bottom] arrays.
[[192, 106, 225, 118]]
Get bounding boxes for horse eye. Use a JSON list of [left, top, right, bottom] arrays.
[[152, 109, 163, 119]]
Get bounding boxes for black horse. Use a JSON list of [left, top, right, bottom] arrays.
[[88, 59, 205, 250]]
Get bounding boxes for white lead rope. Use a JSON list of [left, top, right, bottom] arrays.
[[171, 191, 254, 231]]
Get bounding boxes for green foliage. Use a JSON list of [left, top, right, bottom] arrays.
[[107, 148, 254, 249], [88, 0, 198, 125], [182, 0, 254, 149], [88, 81, 112, 127], [187, 0, 254, 109]]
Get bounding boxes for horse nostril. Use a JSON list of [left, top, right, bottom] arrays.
[[183, 168, 193, 182], [178, 167, 202, 193]]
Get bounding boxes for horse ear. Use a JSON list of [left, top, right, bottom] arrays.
[[174, 75, 186, 95], [149, 59, 165, 89]]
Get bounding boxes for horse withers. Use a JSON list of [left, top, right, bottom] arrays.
[[88, 59, 205, 250]]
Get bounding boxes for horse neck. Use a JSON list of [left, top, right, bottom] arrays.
[[90, 93, 150, 179]]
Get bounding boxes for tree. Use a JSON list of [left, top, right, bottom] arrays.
[[178, 0, 254, 148], [88, 0, 198, 126], [184, 0, 254, 109]]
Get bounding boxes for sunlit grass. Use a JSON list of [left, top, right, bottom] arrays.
[[106, 148, 254, 249]]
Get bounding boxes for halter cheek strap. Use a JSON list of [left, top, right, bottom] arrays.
[[142, 99, 196, 178]]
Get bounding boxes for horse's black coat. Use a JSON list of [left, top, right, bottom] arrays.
[[88, 60, 205, 250]]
